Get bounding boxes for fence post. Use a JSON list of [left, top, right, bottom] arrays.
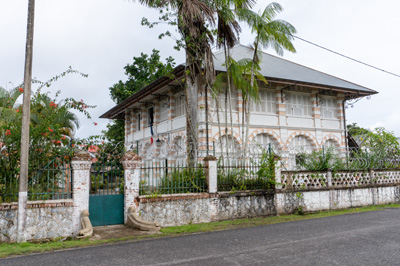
[[274, 156, 282, 190], [204, 155, 218, 222], [204, 155, 218, 193], [327, 169, 332, 187], [71, 150, 93, 236], [121, 150, 142, 224]]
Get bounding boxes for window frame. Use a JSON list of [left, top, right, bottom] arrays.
[[285, 93, 312, 117]]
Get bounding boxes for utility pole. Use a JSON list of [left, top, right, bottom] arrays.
[[17, 0, 35, 243]]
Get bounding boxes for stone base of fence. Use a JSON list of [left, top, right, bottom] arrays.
[[135, 185, 400, 227], [0, 200, 74, 242]]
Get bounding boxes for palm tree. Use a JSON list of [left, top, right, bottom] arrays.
[[238, 2, 297, 155], [212, 0, 255, 159], [0, 85, 23, 127], [30, 93, 80, 137], [137, 0, 216, 165]]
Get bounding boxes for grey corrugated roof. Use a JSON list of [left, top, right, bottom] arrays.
[[213, 44, 377, 94]]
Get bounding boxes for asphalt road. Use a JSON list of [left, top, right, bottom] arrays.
[[2, 208, 400, 266]]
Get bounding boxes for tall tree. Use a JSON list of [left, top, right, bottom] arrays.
[[105, 49, 175, 144], [238, 2, 296, 155]]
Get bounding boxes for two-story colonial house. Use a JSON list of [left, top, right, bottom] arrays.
[[101, 45, 377, 168]]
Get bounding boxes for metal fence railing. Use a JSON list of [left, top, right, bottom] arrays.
[[217, 156, 276, 191], [139, 160, 206, 195], [90, 156, 124, 196], [0, 154, 72, 203]]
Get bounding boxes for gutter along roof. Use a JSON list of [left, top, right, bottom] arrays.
[[101, 45, 377, 120]]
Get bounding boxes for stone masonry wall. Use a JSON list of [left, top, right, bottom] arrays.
[[275, 185, 400, 214], [138, 191, 276, 227], [218, 191, 276, 220], [139, 194, 211, 227], [0, 200, 74, 243]]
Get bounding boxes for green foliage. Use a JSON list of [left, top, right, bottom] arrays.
[[296, 148, 344, 171], [0, 71, 95, 202], [347, 123, 370, 136], [218, 149, 276, 191], [109, 49, 175, 105], [140, 166, 206, 195]]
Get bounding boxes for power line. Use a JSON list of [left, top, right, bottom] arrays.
[[293, 35, 400, 78]]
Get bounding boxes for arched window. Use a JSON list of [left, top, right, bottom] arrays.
[[288, 135, 314, 170], [215, 135, 239, 158], [324, 139, 339, 153], [250, 134, 279, 155]]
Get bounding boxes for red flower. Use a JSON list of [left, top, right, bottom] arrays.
[[8, 106, 11, 109], [16, 109, 19, 113], [5, 130, 11, 136], [56, 140, 61, 144], [61, 135, 66, 140], [94, 122, 98, 126], [88, 145, 99, 153], [48, 127, 53, 132], [19, 87, 24, 93]]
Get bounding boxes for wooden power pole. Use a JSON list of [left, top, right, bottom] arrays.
[[17, 0, 35, 243]]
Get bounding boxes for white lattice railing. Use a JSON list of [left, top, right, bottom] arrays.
[[281, 170, 400, 190], [281, 172, 328, 190]]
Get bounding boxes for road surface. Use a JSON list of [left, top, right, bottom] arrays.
[[2, 208, 400, 265]]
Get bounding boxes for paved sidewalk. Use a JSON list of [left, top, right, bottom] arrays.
[[90, 225, 159, 240]]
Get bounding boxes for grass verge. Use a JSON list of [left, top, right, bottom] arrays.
[[1, 203, 399, 258]]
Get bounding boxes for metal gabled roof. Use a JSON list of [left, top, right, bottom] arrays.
[[101, 45, 377, 120], [213, 44, 377, 94]]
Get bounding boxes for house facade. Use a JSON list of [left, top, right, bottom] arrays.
[[101, 45, 377, 169]]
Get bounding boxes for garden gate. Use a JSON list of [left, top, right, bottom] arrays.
[[89, 154, 124, 226]]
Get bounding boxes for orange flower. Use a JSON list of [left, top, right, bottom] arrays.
[[19, 87, 24, 93], [5, 130, 11, 136]]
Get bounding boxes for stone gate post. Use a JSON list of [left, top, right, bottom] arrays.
[[204, 155, 218, 221], [71, 150, 92, 235], [121, 150, 142, 224]]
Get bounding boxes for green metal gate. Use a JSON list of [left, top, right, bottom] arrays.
[[89, 152, 124, 227]]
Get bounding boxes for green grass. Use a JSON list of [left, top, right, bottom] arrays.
[[1, 203, 399, 258]]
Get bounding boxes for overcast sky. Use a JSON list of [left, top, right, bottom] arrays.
[[1, 0, 400, 139]]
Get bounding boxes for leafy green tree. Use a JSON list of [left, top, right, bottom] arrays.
[[109, 49, 175, 105], [104, 49, 175, 144], [347, 123, 370, 136]]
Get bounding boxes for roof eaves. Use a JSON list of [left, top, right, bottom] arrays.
[[100, 65, 185, 119]]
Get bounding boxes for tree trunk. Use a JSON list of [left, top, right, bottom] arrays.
[[185, 74, 199, 167], [18, 0, 35, 243]]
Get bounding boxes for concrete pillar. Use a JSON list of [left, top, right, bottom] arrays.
[[204, 155, 218, 221], [275, 156, 282, 190], [327, 169, 332, 187], [121, 151, 142, 223], [71, 151, 92, 235], [204, 155, 218, 193]]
